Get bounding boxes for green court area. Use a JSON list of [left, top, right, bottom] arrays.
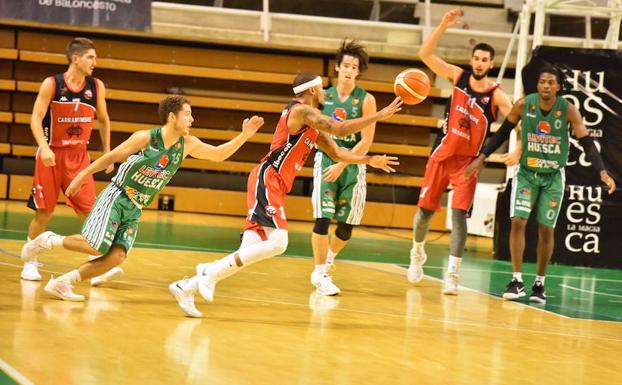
[[1, 209, 620, 322]]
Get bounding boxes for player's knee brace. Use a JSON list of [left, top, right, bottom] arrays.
[[335, 222, 354, 241], [313, 218, 331, 235]]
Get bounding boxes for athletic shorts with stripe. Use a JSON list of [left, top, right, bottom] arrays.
[[510, 166, 565, 228], [244, 162, 288, 235], [28, 147, 95, 213], [81, 184, 142, 255], [312, 151, 367, 225], [417, 155, 477, 212]]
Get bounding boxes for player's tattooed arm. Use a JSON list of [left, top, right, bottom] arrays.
[[296, 97, 402, 137], [294, 104, 336, 134]]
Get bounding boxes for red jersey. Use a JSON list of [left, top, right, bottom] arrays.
[[431, 70, 499, 161], [42, 73, 98, 150], [262, 99, 319, 192]]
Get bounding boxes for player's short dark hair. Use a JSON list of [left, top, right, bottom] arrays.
[[293, 72, 320, 97], [336, 39, 369, 72], [538, 65, 563, 84], [158, 95, 190, 124], [66, 37, 96, 63], [472, 43, 495, 60]]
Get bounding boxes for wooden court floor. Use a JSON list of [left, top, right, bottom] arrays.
[[1, 237, 621, 385]]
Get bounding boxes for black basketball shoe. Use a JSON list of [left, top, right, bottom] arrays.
[[529, 281, 547, 304], [502, 278, 526, 300]]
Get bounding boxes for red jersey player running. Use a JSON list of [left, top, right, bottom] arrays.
[[169, 72, 402, 317], [407, 9, 512, 294], [22, 37, 116, 283]]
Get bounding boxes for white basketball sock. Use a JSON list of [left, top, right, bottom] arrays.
[[447, 255, 461, 273], [58, 269, 81, 284], [314, 264, 327, 276], [326, 249, 337, 264], [50, 234, 65, 248]]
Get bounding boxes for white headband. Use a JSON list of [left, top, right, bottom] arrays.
[[293, 76, 323, 95]]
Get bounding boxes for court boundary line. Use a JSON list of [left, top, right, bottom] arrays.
[[0, 358, 35, 385], [2, 231, 622, 283], [560, 283, 622, 299], [340, 260, 622, 325]]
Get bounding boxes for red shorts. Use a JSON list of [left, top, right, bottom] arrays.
[[417, 155, 477, 212], [28, 147, 95, 213], [243, 162, 288, 234]]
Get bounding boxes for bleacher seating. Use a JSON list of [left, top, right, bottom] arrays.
[[0, 22, 510, 230]]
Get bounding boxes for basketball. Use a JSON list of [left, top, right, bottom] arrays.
[[393, 68, 431, 105]]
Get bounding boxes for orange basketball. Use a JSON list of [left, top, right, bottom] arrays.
[[393, 68, 431, 105]]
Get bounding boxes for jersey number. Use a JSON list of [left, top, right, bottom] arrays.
[[171, 152, 182, 165]]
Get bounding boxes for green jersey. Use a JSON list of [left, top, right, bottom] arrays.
[[112, 127, 184, 208], [319, 85, 367, 151], [520, 93, 570, 173]]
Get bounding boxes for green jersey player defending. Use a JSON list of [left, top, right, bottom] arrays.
[[310, 40, 377, 296], [465, 66, 616, 303], [20, 95, 264, 301]]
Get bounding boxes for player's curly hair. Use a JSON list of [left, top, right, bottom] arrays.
[[158, 95, 190, 124], [538, 65, 566, 92], [65, 37, 95, 63], [336, 39, 369, 72]]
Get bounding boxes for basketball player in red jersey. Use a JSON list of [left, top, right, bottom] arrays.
[[169, 72, 403, 317], [21, 37, 117, 284], [407, 9, 513, 294]]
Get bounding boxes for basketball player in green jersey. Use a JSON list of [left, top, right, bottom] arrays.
[[310, 40, 377, 296], [20, 95, 264, 301], [465, 66, 616, 303]]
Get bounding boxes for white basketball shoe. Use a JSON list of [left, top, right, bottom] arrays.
[[21, 261, 42, 281], [44, 276, 85, 302], [91, 267, 124, 287], [407, 247, 427, 283], [169, 279, 202, 318]]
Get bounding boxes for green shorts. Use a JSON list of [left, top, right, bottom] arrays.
[[81, 184, 142, 255], [510, 166, 565, 228], [311, 151, 367, 225]]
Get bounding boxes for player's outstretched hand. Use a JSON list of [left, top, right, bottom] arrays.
[[441, 9, 463, 29], [464, 155, 485, 178], [378, 97, 403, 120], [369, 155, 399, 173], [242, 116, 265, 138], [600, 171, 616, 194], [105, 164, 115, 174]]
